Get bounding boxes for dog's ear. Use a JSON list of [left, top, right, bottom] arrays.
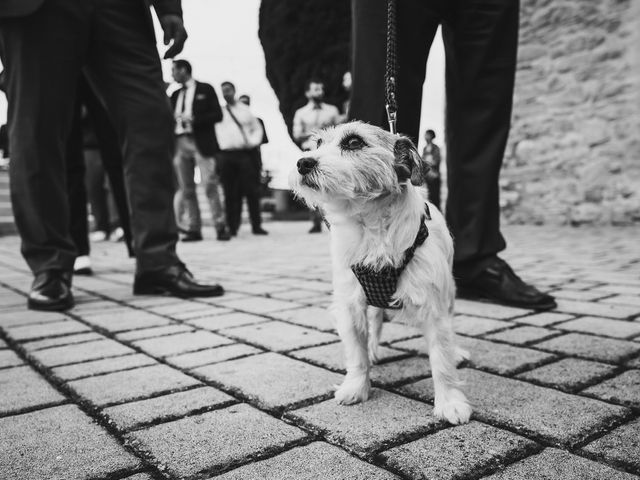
[[393, 137, 426, 186]]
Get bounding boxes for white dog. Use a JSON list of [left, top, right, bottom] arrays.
[[289, 121, 471, 425]]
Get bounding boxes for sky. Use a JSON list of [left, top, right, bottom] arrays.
[[0, 0, 446, 189]]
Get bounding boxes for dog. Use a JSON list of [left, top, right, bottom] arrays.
[[289, 121, 471, 425]]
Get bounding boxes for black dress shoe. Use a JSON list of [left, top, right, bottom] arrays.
[[308, 224, 322, 234], [181, 231, 203, 242], [456, 257, 557, 311], [28, 270, 74, 311], [216, 226, 231, 241], [252, 227, 269, 235], [133, 263, 224, 298]]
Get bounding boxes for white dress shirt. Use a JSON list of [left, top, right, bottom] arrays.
[[174, 78, 197, 135], [214, 101, 264, 151]]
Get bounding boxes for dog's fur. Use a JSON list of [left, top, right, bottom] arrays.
[[289, 121, 471, 424]]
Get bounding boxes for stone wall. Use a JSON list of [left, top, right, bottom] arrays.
[[502, 0, 640, 225]]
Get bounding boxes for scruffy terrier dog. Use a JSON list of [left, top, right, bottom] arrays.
[[289, 121, 471, 425]]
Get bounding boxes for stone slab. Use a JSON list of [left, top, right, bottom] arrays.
[[194, 352, 342, 411], [370, 356, 431, 387], [0, 349, 24, 368], [132, 331, 233, 358], [219, 320, 337, 352], [4, 319, 90, 342], [536, 333, 640, 363], [22, 332, 104, 351], [51, 353, 158, 381], [516, 358, 617, 392], [103, 386, 235, 430], [169, 305, 232, 320], [555, 299, 640, 320], [514, 312, 576, 327], [485, 448, 637, 480], [216, 441, 399, 479], [82, 309, 171, 332], [0, 310, 68, 328], [215, 296, 302, 314], [556, 316, 640, 339], [287, 389, 442, 455], [188, 311, 270, 331], [166, 343, 262, 370], [453, 315, 511, 336], [0, 404, 141, 480], [485, 326, 559, 345], [379, 322, 422, 343], [31, 339, 135, 367], [0, 365, 65, 414], [271, 306, 337, 332], [380, 421, 538, 480], [290, 341, 407, 372], [115, 324, 194, 341], [582, 418, 640, 473], [68, 364, 201, 406], [454, 299, 531, 320], [127, 403, 307, 478], [582, 370, 640, 408]]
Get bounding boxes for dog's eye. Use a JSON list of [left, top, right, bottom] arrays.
[[341, 135, 366, 151], [316, 138, 323, 148]]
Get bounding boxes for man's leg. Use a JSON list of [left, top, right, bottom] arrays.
[[239, 151, 265, 234], [173, 137, 201, 234], [86, 0, 179, 273], [195, 151, 228, 233], [0, 0, 89, 275], [218, 152, 241, 235]]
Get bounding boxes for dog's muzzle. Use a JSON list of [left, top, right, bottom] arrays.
[[297, 157, 318, 175]]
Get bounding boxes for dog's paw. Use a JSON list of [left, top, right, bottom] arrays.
[[434, 390, 472, 425], [368, 344, 381, 365], [334, 376, 371, 405], [454, 346, 470, 366]]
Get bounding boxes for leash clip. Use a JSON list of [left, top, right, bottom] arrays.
[[385, 103, 397, 135]]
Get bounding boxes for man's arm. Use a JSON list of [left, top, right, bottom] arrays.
[[151, 0, 187, 59], [193, 84, 223, 126], [292, 109, 305, 144]]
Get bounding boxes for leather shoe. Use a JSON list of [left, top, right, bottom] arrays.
[[28, 270, 74, 311], [217, 226, 231, 241], [133, 263, 224, 298], [456, 257, 556, 310], [252, 227, 269, 235], [181, 231, 203, 242]]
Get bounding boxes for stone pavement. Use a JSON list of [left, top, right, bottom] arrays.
[[0, 222, 639, 480]]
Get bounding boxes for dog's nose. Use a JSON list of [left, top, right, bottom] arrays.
[[297, 157, 318, 175]]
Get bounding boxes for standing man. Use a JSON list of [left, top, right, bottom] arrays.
[[0, 0, 224, 311], [170, 59, 230, 242], [215, 81, 268, 236], [292, 78, 340, 233], [421, 129, 442, 210], [349, 0, 556, 310]]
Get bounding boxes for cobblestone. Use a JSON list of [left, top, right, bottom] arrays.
[[0, 365, 65, 414], [582, 370, 640, 408], [290, 341, 407, 372], [516, 358, 618, 392], [0, 349, 24, 368], [484, 325, 559, 345], [3, 319, 90, 341], [166, 343, 263, 369], [271, 306, 337, 332], [555, 316, 640, 339], [51, 353, 158, 381], [30, 338, 135, 367], [132, 330, 233, 357], [582, 418, 640, 473], [536, 333, 640, 363]]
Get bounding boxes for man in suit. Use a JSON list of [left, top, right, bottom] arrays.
[[350, 0, 556, 310], [0, 0, 224, 311], [170, 59, 230, 242]]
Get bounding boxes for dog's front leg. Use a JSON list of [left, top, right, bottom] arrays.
[[333, 301, 371, 405]]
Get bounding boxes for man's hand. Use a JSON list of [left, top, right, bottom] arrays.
[[159, 14, 187, 59]]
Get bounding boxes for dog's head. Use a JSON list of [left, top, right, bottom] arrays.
[[289, 121, 426, 207]]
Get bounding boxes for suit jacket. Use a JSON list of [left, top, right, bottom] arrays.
[[0, 0, 181, 19], [170, 81, 223, 157]]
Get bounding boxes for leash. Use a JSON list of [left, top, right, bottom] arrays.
[[385, 0, 398, 135]]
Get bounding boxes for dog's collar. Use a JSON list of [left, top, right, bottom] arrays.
[[348, 203, 432, 309]]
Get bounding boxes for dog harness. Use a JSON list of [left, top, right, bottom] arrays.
[[350, 204, 431, 309]]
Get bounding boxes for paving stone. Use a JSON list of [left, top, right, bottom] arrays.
[[0, 349, 24, 368], [380, 421, 538, 480], [380, 322, 422, 343], [593, 284, 640, 296], [0, 365, 65, 414], [600, 294, 640, 307], [82, 309, 171, 332], [582, 418, 640, 473], [22, 331, 104, 351], [453, 315, 511, 336], [402, 369, 630, 447], [371, 356, 431, 386], [456, 336, 556, 375], [0, 338, 7, 349], [51, 353, 158, 381], [0, 310, 68, 328], [485, 326, 559, 345], [0, 404, 142, 480], [115, 324, 194, 341], [166, 343, 263, 369], [514, 312, 576, 327], [555, 299, 640, 319], [132, 331, 233, 358], [627, 356, 640, 368], [103, 386, 235, 430], [194, 352, 343, 411], [122, 474, 154, 480], [31, 339, 135, 367], [555, 316, 640, 339], [169, 305, 232, 320], [454, 299, 531, 320], [220, 320, 337, 352], [4, 319, 91, 342], [216, 441, 399, 479], [127, 404, 307, 478], [582, 370, 640, 408], [290, 341, 407, 372], [286, 389, 441, 455], [536, 333, 640, 363], [271, 306, 337, 332], [215, 296, 302, 314], [68, 364, 201, 406], [148, 300, 214, 316], [485, 448, 637, 480], [188, 311, 270, 331], [516, 358, 618, 392], [551, 289, 610, 301]]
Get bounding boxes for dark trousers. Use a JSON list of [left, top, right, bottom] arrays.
[[218, 150, 262, 234], [67, 97, 89, 257], [0, 0, 178, 274], [350, 0, 519, 276], [426, 177, 441, 211]]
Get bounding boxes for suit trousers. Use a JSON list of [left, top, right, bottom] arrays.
[[173, 135, 226, 233], [0, 0, 178, 274], [350, 0, 519, 276]]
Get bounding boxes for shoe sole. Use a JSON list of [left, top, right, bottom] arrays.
[[457, 287, 557, 311], [27, 294, 75, 312], [133, 285, 225, 298]]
